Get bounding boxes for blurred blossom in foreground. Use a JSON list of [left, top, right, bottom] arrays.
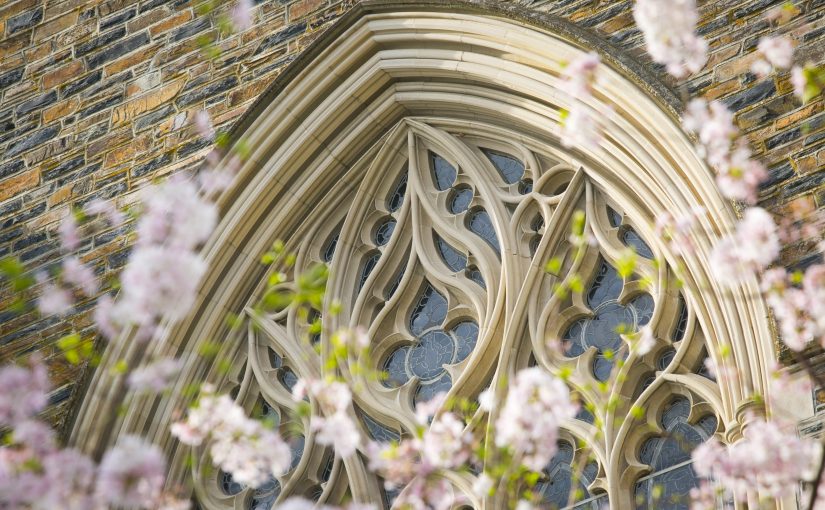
[[172, 384, 291, 488], [633, 0, 707, 78], [709, 207, 779, 286], [559, 52, 602, 150], [751, 36, 794, 77]]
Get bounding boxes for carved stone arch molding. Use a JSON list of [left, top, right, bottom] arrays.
[[69, 1, 781, 508]]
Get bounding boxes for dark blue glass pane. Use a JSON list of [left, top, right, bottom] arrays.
[[529, 236, 541, 256], [653, 423, 699, 469], [482, 149, 524, 184], [435, 235, 467, 272], [631, 293, 654, 326], [518, 179, 533, 194], [661, 398, 690, 429], [430, 152, 456, 191], [388, 172, 407, 212], [386, 268, 405, 299], [362, 412, 401, 443], [468, 209, 500, 252], [320, 455, 334, 482], [220, 470, 243, 495], [697, 415, 718, 436], [408, 330, 455, 380], [359, 253, 380, 291], [584, 301, 633, 353], [383, 486, 400, 510], [309, 486, 324, 501], [375, 219, 396, 246], [409, 284, 448, 336], [674, 296, 688, 341], [280, 367, 298, 392], [634, 464, 697, 510], [414, 372, 452, 406], [537, 442, 593, 508], [592, 356, 613, 381], [257, 399, 280, 426], [323, 232, 339, 263], [466, 267, 486, 289], [622, 228, 654, 259], [531, 216, 544, 232], [289, 435, 305, 470], [607, 206, 623, 228], [307, 308, 321, 344], [382, 346, 410, 388], [657, 348, 676, 370], [268, 348, 283, 369], [249, 477, 280, 510], [576, 407, 595, 424], [449, 187, 473, 214], [587, 261, 623, 308], [452, 321, 479, 362], [638, 437, 659, 465]]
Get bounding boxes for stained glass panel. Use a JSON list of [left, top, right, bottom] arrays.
[[375, 219, 397, 246], [468, 209, 500, 252], [430, 152, 457, 191], [435, 235, 467, 272], [482, 148, 524, 184], [449, 187, 473, 214], [388, 172, 407, 212]]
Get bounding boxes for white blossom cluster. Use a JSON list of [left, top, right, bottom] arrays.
[[633, 0, 707, 78]]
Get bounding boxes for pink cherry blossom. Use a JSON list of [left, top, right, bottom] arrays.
[[172, 386, 292, 488], [84, 198, 126, 227], [692, 416, 814, 501], [128, 357, 183, 393], [96, 435, 166, 508], [560, 52, 600, 98], [633, 0, 707, 78], [230, 0, 253, 32], [36, 279, 73, 317], [791, 65, 807, 99], [560, 104, 600, 150], [494, 367, 577, 472], [751, 36, 794, 77], [193, 110, 215, 141], [709, 207, 779, 285], [559, 52, 602, 150], [62, 256, 98, 296], [58, 212, 80, 251]]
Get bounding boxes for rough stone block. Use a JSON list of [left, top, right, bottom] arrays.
[[5, 125, 59, 158], [7, 7, 42, 34], [87, 32, 151, 69]]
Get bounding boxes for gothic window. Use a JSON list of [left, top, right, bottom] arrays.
[[201, 120, 724, 510]]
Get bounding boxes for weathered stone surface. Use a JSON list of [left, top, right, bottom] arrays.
[[75, 26, 126, 57], [42, 60, 84, 89], [5, 125, 59, 158], [171, 16, 210, 42], [60, 70, 103, 98], [722, 79, 776, 112], [175, 75, 238, 107], [0, 66, 24, 91], [87, 32, 150, 69], [0, 158, 25, 179], [33, 10, 78, 42], [15, 90, 57, 116], [255, 21, 307, 55], [0, 168, 39, 202], [111, 78, 185, 124], [7, 7, 42, 34], [100, 7, 136, 31]]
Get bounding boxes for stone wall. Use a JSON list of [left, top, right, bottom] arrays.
[[0, 0, 822, 435]]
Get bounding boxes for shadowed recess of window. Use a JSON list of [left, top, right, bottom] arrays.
[[320, 455, 334, 483], [358, 253, 380, 291], [482, 148, 524, 184], [435, 234, 467, 272], [466, 266, 486, 288], [220, 470, 243, 496], [607, 205, 623, 228], [361, 410, 401, 443], [249, 476, 280, 510], [268, 348, 283, 369], [536, 441, 600, 508], [388, 170, 407, 212], [449, 186, 473, 214], [256, 398, 280, 427], [430, 151, 457, 191], [468, 209, 500, 252], [518, 179, 533, 194], [375, 218, 396, 246], [307, 308, 321, 344], [622, 227, 654, 259], [322, 231, 339, 263], [386, 268, 405, 300], [634, 398, 717, 510], [279, 367, 299, 392], [673, 295, 688, 341], [564, 260, 654, 381]]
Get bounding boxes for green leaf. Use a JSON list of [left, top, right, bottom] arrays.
[[544, 257, 562, 275]]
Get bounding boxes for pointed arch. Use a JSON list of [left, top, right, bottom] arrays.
[[69, 1, 777, 507]]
